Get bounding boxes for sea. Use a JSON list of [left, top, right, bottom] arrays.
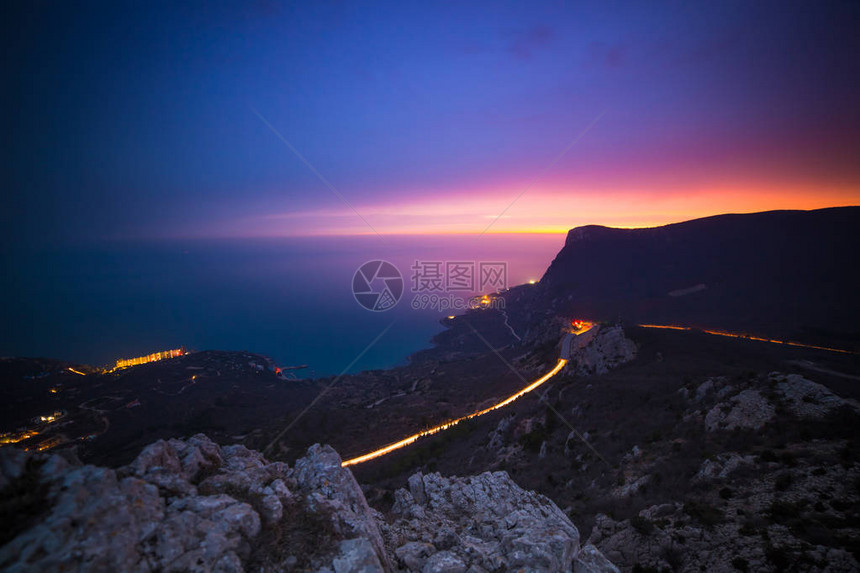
[[1, 234, 566, 376]]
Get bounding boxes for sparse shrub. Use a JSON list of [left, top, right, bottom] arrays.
[[829, 499, 852, 512], [0, 457, 51, 547], [780, 451, 798, 467], [769, 500, 805, 523], [544, 407, 559, 432], [630, 515, 654, 535], [719, 487, 733, 500], [731, 556, 749, 572], [811, 467, 826, 476], [839, 442, 856, 468], [646, 430, 662, 443], [519, 425, 547, 453], [738, 522, 757, 536], [759, 449, 778, 463], [774, 473, 793, 491], [766, 544, 791, 570], [683, 500, 724, 527], [247, 496, 339, 571], [661, 544, 684, 570]]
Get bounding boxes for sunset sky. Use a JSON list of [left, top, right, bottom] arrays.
[[5, 0, 860, 245]]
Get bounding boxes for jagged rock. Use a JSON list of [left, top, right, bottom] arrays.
[[0, 462, 168, 572], [589, 456, 860, 573], [705, 388, 775, 432], [772, 372, 860, 418], [539, 440, 548, 458], [395, 541, 435, 571], [408, 472, 427, 505], [621, 445, 642, 463], [293, 444, 392, 571], [486, 415, 514, 452], [386, 470, 606, 571], [327, 537, 385, 573], [432, 527, 459, 550], [694, 453, 755, 481], [422, 550, 466, 573], [567, 326, 637, 376], [564, 430, 578, 456], [0, 447, 28, 489], [573, 544, 621, 573], [694, 376, 731, 401], [125, 433, 223, 484], [0, 436, 618, 573], [611, 474, 650, 498], [0, 436, 371, 572]]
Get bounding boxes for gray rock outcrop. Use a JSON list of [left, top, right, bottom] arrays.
[[567, 326, 637, 376], [0, 435, 387, 572], [0, 436, 616, 572], [772, 372, 860, 419], [704, 388, 775, 432], [383, 470, 615, 572]]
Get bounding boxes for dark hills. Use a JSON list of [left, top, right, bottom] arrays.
[[533, 207, 860, 346]]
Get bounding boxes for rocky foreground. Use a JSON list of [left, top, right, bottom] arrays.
[[0, 434, 617, 572]]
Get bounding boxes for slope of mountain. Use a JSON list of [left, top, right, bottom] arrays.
[[529, 207, 860, 347]]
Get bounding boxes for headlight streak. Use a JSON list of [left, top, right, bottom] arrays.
[[341, 358, 567, 467]]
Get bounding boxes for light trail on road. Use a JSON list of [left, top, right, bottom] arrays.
[[341, 358, 568, 467], [638, 324, 856, 354]]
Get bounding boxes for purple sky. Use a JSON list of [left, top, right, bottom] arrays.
[[4, 0, 859, 245]]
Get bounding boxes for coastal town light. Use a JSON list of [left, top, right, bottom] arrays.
[[112, 348, 185, 370]]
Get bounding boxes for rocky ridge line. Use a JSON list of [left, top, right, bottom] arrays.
[[0, 434, 617, 572]]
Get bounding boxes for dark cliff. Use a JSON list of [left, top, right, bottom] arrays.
[[537, 207, 860, 343]]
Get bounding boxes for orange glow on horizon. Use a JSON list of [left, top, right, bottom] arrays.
[[210, 182, 859, 239]]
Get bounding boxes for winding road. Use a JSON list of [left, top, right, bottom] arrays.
[[341, 323, 592, 467]]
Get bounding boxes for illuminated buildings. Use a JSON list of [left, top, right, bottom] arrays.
[[113, 348, 185, 370]]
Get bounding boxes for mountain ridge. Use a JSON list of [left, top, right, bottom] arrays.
[[530, 206, 860, 345]]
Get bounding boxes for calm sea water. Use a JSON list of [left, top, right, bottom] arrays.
[[1, 234, 565, 375]]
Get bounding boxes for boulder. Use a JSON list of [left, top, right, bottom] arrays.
[[705, 389, 775, 432], [386, 470, 605, 571], [568, 326, 637, 376]]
